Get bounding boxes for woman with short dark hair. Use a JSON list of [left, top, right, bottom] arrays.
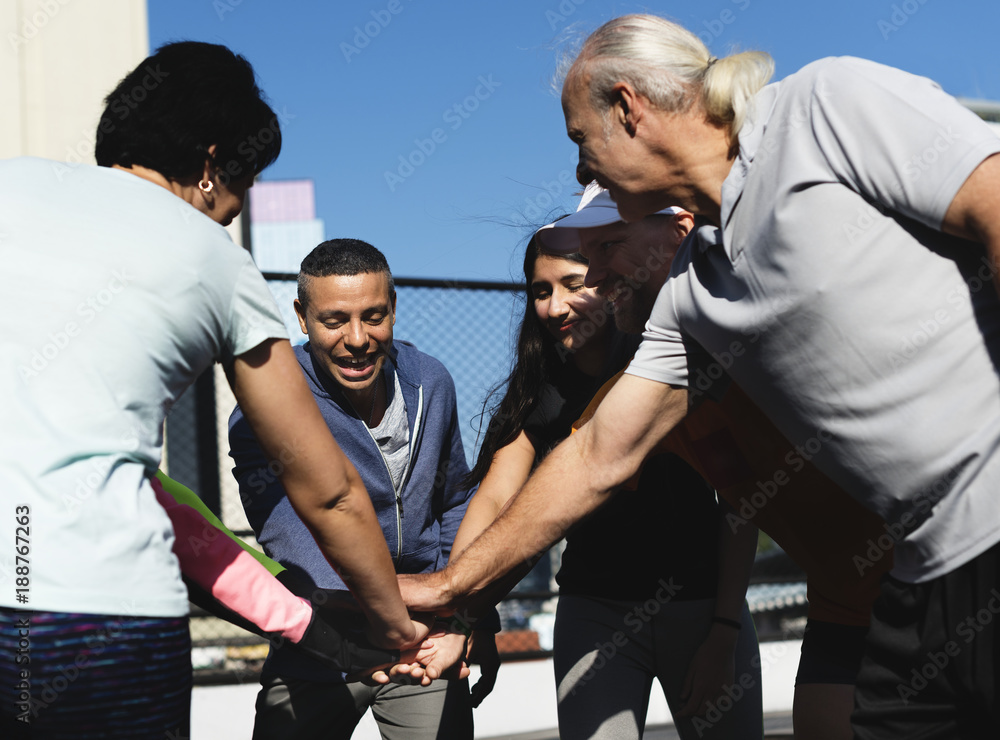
[[95, 41, 281, 188], [0, 41, 420, 738]]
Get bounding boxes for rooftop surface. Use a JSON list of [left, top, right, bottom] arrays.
[[192, 639, 800, 739]]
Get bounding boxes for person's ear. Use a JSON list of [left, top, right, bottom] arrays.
[[675, 211, 695, 240], [293, 298, 309, 335], [614, 82, 644, 137], [197, 144, 219, 201], [390, 292, 397, 325]]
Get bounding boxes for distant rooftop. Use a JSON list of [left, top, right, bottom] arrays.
[[960, 97, 1000, 123], [249, 179, 316, 223]]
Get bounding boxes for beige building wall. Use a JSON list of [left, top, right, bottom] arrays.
[[1, 0, 148, 163], [2, 3, 249, 498], [0, 2, 245, 245]]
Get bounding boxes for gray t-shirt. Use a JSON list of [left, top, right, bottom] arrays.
[[628, 57, 1000, 583], [371, 368, 410, 490]]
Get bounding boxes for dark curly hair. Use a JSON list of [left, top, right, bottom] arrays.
[[95, 41, 281, 183]]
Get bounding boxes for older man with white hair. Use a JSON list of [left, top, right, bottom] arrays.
[[403, 13, 1000, 740], [539, 183, 896, 740]]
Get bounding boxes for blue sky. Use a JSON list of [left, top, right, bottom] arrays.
[[149, 0, 1000, 281]]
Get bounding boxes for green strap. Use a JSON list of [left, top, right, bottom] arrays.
[[155, 469, 286, 577]]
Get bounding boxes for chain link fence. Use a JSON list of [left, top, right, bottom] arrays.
[[164, 276, 806, 684], [261, 277, 526, 464], [165, 276, 572, 683]]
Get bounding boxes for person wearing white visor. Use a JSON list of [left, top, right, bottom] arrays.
[[537, 183, 685, 335], [444, 185, 764, 739]]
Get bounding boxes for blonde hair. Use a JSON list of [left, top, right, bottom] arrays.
[[565, 14, 774, 141]]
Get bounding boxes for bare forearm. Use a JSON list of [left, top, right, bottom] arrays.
[[452, 431, 535, 558], [713, 502, 757, 623], [286, 463, 413, 644], [443, 378, 688, 603], [443, 434, 607, 602], [452, 494, 504, 559], [232, 339, 415, 647], [401, 376, 689, 615]]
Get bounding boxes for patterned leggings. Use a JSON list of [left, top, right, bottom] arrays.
[[0, 608, 190, 739]]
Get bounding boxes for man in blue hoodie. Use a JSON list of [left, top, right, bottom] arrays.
[[229, 239, 476, 740]]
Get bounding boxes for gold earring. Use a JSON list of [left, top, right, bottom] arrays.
[[198, 179, 214, 193]]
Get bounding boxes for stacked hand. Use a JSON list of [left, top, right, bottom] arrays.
[[397, 570, 454, 614], [349, 570, 502, 707], [350, 621, 470, 686]]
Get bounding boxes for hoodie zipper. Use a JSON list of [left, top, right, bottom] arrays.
[[364, 384, 423, 564]]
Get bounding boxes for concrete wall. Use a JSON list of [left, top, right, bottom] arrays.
[[1, 0, 148, 163], [1, 2, 248, 489]]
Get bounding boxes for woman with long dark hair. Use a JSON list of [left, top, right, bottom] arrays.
[[464, 241, 621, 502], [452, 221, 761, 739], [455, 223, 761, 740]]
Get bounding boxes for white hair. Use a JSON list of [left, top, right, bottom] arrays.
[[565, 14, 774, 141]]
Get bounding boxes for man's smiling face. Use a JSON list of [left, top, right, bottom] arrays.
[[294, 271, 395, 395], [577, 214, 689, 333]]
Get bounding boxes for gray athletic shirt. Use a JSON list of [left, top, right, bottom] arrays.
[[627, 57, 1000, 583], [371, 368, 409, 491]]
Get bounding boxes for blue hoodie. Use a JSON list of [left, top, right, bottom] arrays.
[[229, 340, 473, 681]]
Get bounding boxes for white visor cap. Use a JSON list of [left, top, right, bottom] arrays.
[[535, 182, 683, 253]]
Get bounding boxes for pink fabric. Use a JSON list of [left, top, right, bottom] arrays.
[[152, 478, 312, 643]]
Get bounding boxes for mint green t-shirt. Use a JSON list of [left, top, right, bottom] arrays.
[[0, 158, 287, 616]]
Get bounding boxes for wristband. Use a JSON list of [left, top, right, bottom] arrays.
[[446, 615, 473, 638], [295, 607, 400, 673], [712, 616, 742, 630]]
